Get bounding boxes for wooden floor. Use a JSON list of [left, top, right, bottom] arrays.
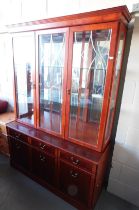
[[0, 112, 15, 125]]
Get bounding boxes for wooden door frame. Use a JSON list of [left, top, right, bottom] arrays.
[[35, 28, 69, 138], [65, 22, 120, 152]]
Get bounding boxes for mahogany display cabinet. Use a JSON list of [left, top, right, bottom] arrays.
[[6, 6, 131, 210]]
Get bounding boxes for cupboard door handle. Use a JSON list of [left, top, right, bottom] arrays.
[[70, 170, 78, 178], [70, 157, 80, 165], [15, 143, 21, 149], [39, 143, 46, 150], [66, 89, 71, 95], [39, 155, 46, 162]]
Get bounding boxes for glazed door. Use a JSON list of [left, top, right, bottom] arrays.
[[13, 33, 36, 126], [104, 23, 127, 148], [65, 23, 119, 150], [36, 28, 69, 137]]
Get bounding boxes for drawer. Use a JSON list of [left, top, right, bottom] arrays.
[[8, 129, 28, 143], [60, 151, 96, 173], [59, 161, 93, 207], [31, 138, 55, 156]]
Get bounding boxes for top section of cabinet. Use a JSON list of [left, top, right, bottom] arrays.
[[9, 6, 131, 152], [6, 6, 131, 32]]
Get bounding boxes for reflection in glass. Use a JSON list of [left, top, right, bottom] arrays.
[[13, 34, 35, 125], [69, 29, 111, 145], [39, 33, 65, 133], [104, 33, 124, 143]]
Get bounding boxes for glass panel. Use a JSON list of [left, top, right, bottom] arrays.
[[69, 29, 112, 146], [0, 34, 14, 111], [104, 33, 124, 143], [13, 34, 35, 125], [39, 33, 65, 134]]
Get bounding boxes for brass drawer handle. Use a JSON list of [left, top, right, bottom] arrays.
[[66, 89, 71, 95], [39, 143, 46, 150], [70, 170, 78, 178], [70, 157, 80, 165]]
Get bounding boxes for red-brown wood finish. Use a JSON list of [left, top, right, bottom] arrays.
[[35, 28, 69, 138], [7, 6, 131, 32], [65, 22, 120, 151], [5, 6, 131, 210], [9, 6, 131, 152], [7, 121, 110, 210]]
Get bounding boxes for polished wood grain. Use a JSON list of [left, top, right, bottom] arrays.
[[7, 121, 102, 164], [32, 148, 56, 186], [60, 150, 96, 174], [59, 161, 93, 207], [7, 122, 110, 210]]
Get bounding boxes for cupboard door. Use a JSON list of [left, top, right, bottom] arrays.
[[37, 28, 68, 136], [59, 161, 92, 206], [66, 23, 118, 149], [13, 33, 36, 126], [32, 149, 55, 185], [10, 138, 29, 170]]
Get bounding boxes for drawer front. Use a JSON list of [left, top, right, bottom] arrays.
[[31, 138, 55, 156], [60, 151, 96, 173], [59, 161, 93, 206], [8, 129, 28, 143], [9, 138, 30, 170]]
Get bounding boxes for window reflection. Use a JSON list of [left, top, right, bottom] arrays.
[[13, 34, 35, 125], [104, 33, 124, 143]]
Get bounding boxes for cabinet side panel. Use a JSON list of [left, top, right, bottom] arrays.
[[104, 23, 127, 148], [92, 144, 110, 207]]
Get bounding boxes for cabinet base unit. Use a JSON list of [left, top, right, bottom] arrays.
[[7, 121, 110, 210]]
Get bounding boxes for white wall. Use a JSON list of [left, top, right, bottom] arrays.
[[107, 16, 139, 207], [0, 34, 14, 111], [0, 0, 139, 25], [0, 0, 139, 207]]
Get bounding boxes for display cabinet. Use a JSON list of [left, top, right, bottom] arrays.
[[6, 6, 131, 210]]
